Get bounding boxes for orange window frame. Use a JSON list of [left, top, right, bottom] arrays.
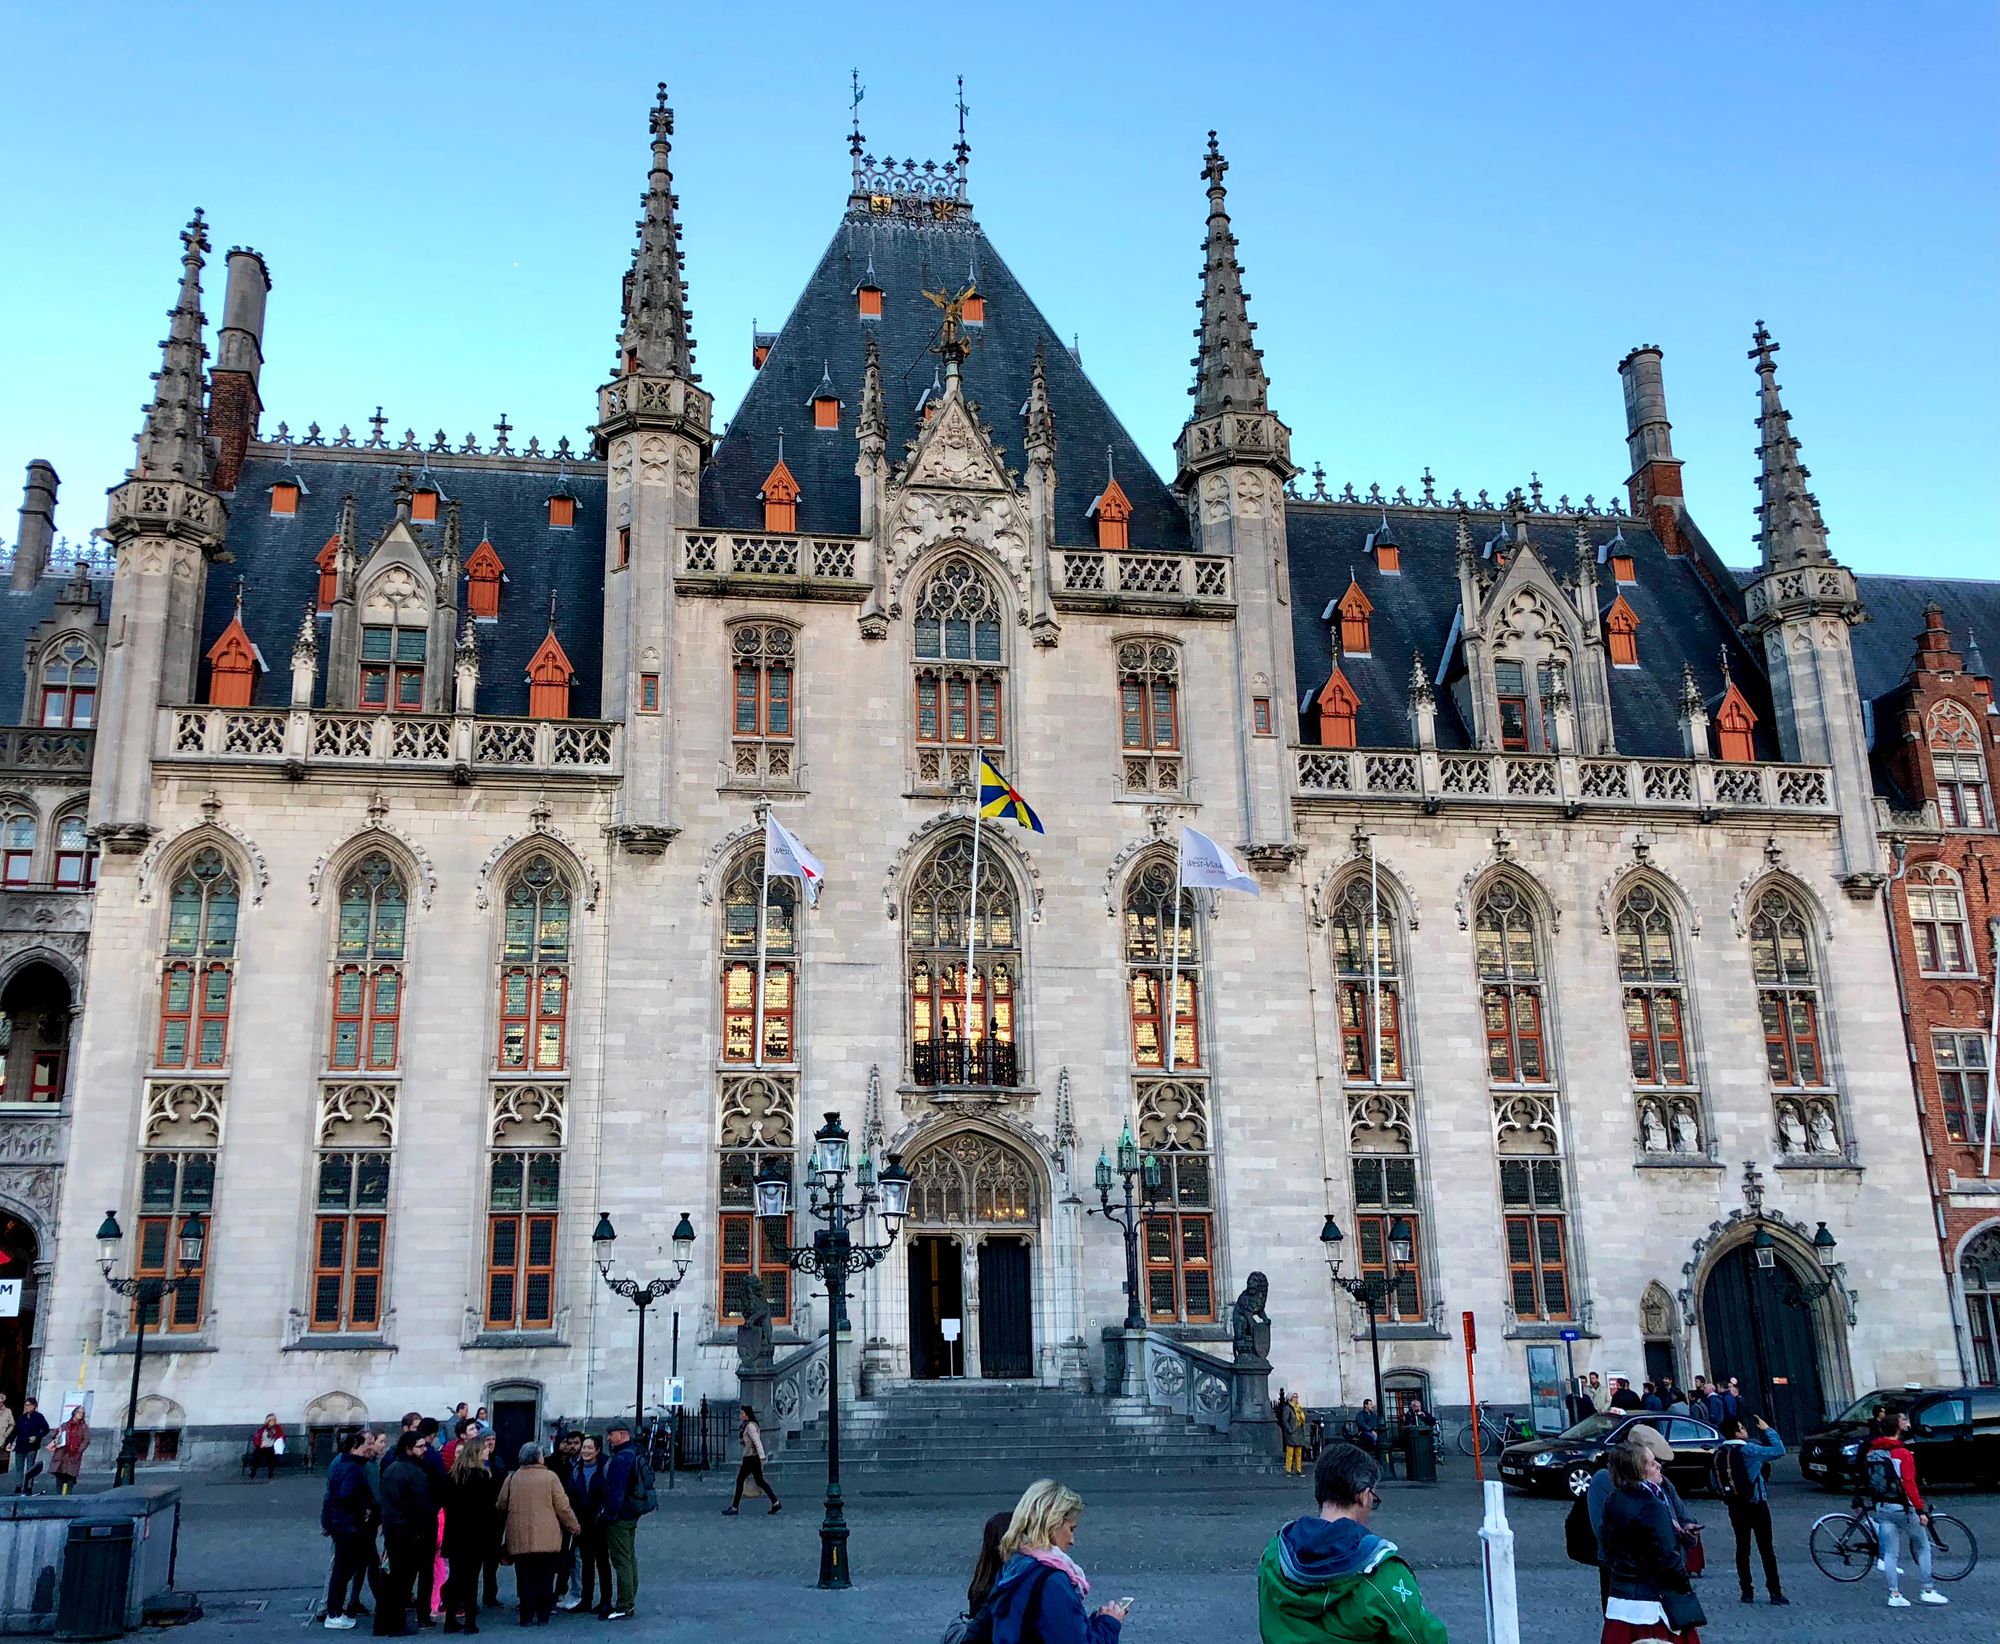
[[1759, 991, 1822, 1087], [410, 490, 439, 523], [547, 495, 576, 529], [812, 397, 839, 430], [1252, 696, 1273, 737], [638, 673, 660, 713], [1504, 1214, 1571, 1321], [719, 1210, 793, 1324], [1339, 611, 1371, 655], [310, 1213, 385, 1332], [1337, 980, 1402, 1081], [484, 1212, 559, 1330], [270, 482, 300, 516], [497, 964, 569, 1072], [134, 1215, 206, 1332], [722, 960, 794, 1065], [1482, 984, 1544, 1083], [1143, 1209, 1215, 1324], [158, 960, 232, 1069], [1129, 971, 1199, 1069], [329, 963, 402, 1072], [1120, 677, 1179, 752], [1623, 988, 1687, 1085]]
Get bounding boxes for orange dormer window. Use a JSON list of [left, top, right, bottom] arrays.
[[1611, 553, 1636, 584], [315, 535, 340, 611], [813, 395, 840, 430], [1091, 477, 1132, 551], [410, 489, 438, 523], [760, 458, 800, 534], [752, 342, 770, 368], [1716, 683, 1758, 763], [466, 538, 505, 620], [526, 631, 574, 721], [962, 291, 985, 325], [1317, 668, 1360, 749], [270, 481, 299, 516], [857, 284, 883, 318], [1338, 582, 1373, 657], [1376, 541, 1400, 574], [206, 617, 260, 708], [548, 495, 575, 530], [1606, 594, 1640, 667]]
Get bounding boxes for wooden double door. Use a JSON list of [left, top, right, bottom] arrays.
[[908, 1234, 1032, 1380]]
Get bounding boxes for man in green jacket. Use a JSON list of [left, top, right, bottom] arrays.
[[1259, 1441, 1447, 1643]]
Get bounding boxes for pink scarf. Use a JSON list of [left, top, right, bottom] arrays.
[[1026, 1545, 1090, 1599]]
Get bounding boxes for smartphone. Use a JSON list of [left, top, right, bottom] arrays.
[[1117, 1597, 1137, 1610]]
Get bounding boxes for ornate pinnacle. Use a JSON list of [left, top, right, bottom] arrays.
[[1749, 320, 1830, 568], [293, 601, 319, 665], [442, 498, 462, 563], [131, 209, 213, 482], [457, 615, 480, 681], [1573, 515, 1596, 582], [617, 82, 696, 380], [1024, 344, 1055, 455], [858, 333, 885, 444], [1407, 651, 1435, 709], [1678, 663, 1703, 719], [1189, 132, 1269, 417], [1455, 507, 1475, 568], [335, 492, 358, 572]]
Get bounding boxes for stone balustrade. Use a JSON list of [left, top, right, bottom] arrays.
[[680, 532, 865, 586], [0, 728, 93, 775], [1054, 550, 1232, 610], [159, 708, 619, 778]]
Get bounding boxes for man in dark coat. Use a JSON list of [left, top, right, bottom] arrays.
[[377, 1429, 439, 1636], [10, 1399, 50, 1495], [321, 1429, 378, 1629]]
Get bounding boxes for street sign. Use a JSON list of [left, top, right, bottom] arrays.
[[664, 1377, 685, 1408], [940, 1319, 961, 1342], [0, 1280, 20, 1318], [1559, 1328, 1581, 1342]]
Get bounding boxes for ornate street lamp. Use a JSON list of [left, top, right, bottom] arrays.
[[757, 1113, 909, 1589], [97, 1208, 207, 1485], [1087, 1123, 1161, 1332], [1320, 1213, 1411, 1438], [592, 1210, 696, 1434]]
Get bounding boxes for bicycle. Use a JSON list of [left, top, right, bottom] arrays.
[[1455, 1402, 1535, 1457], [1809, 1506, 1978, 1584]]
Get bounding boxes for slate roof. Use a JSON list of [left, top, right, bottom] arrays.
[[1849, 574, 2000, 705], [213, 453, 607, 718], [0, 573, 110, 725], [1288, 505, 1778, 759], [700, 216, 1189, 551]]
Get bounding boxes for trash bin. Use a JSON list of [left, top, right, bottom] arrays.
[[1403, 1426, 1438, 1483], [56, 1518, 134, 1641]]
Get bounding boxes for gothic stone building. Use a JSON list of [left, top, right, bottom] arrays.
[[20, 90, 1992, 1460]]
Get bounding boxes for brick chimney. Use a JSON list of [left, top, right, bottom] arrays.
[[11, 459, 57, 592], [209, 247, 271, 492], [1618, 345, 1686, 554]]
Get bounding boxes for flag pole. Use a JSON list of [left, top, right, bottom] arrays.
[[1369, 834, 1383, 1087], [965, 740, 982, 1081], [752, 802, 770, 1070], [1165, 833, 1185, 1074]]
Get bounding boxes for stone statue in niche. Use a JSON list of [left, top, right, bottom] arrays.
[[1641, 1104, 1668, 1153], [1809, 1107, 1838, 1155], [1231, 1271, 1271, 1366], [1779, 1107, 1808, 1157], [1673, 1107, 1700, 1156], [735, 1276, 775, 1369]]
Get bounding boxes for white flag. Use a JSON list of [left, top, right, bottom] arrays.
[[764, 814, 827, 906], [1179, 825, 1260, 896]]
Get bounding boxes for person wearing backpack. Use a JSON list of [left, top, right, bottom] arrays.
[[1711, 1415, 1787, 1606], [1864, 1411, 1948, 1608], [599, 1421, 655, 1621], [984, 1479, 1129, 1644]]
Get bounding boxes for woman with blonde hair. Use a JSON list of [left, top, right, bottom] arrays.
[[439, 1433, 499, 1633], [981, 1478, 1129, 1643]]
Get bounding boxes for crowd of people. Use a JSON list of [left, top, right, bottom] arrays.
[[318, 1405, 657, 1633], [1567, 1370, 1753, 1427]]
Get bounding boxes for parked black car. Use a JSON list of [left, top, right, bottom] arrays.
[[1498, 1412, 1724, 1499], [1799, 1386, 2000, 1491]]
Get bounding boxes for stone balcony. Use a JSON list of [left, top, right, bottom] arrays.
[[158, 708, 619, 782], [679, 532, 867, 599], [1054, 549, 1233, 613], [0, 728, 92, 778], [1295, 746, 1834, 819]]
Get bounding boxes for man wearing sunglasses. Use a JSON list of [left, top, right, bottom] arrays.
[[1258, 1441, 1446, 1643]]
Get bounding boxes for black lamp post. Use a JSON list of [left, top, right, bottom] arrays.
[[756, 1113, 911, 1590], [1771, 1220, 1842, 1311], [96, 1208, 206, 1486], [1319, 1213, 1412, 1437], [1088, 1123, 1162, 1332], [592, 1210, 696, 1432]]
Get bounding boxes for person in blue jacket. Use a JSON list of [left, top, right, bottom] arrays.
[[319, 1429, 378, 1631], [1715, 1413, 1788, 1605], [982, 1479, 1130, 1644]]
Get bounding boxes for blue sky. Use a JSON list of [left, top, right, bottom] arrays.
[[3, 2, 1994, 578]]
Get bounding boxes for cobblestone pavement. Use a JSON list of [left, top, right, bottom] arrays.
[[133, 1464, 1996, 1642]]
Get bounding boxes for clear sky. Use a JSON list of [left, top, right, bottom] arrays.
[[3, 1, 1994, 578]]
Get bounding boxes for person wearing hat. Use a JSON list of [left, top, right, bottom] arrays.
[[599, 1420, 650, 1620], [1586, 1426, 1696, 1607]]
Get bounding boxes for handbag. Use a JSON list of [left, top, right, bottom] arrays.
[[1660, 1585, 1706, 1633], [1678, 1523, 1705, 1577]]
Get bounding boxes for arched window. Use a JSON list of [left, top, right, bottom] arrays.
[[729, 624, 796, 787], [328, 854, 408, 1072], [1117, 642, 1182, 795], [0, 802, 35, 888], [1124, 859, 1199, 1069], [720, 851, 796, 1065], [158, 848, 240, 1069], [1749, 884, 1843, 1158], [1487, 592, 1570, 753], [717, 1072, 795, 1325], [497, 856, 571, 1073], [907, 834, 1019, 1089], [1929, 703, 1991, 830], [1963, 1229, 2000, 1386], [912, 557, 1004, 788], [1330, 877, 1402, 1083], [53, 810, 96, 892], [1909, 866, 1975, 976], [1475, 880, 1546, 1084], [1617, 882, 1705, 1158], [1135, 1079, 1216, 1323], [38, 639, 97, 729]]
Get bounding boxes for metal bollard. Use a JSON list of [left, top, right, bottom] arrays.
[[1479, 1479, 1521, 1644]]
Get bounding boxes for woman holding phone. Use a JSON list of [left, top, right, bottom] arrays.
[[982, 1478, 1129, 1643]]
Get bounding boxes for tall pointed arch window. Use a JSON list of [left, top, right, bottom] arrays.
[[1330, 876, 1402, 1084], [1909, 865, 1975, 976], [1749, 884, 1844, 1158], [38, 640, 98, 728], [720, 850, 796, 1065], [1124, 859, 1199, 1070], [906, 834, 1019, 1088], [1930, 703, 1992, 830], [328, 854, 408, 1071], [497, 856, 571, 1073], [158, 848, 240, 1070], [729, 623, 797, 787], [1616, 882, 1705, 1157], [0, 802, 34, 888], [53, 809, 97, 891], [912, 557, 1004, 788], [1475, 880, 1547, 1084], [1136, 1079, 1216, 1323]]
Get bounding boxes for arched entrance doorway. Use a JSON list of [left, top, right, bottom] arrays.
[[0, 1213, 35, 1407], [1961, 1228, 1999, 1386], [1700, 1241, 1831, 1440], [903, 1131, 1038, 1381]]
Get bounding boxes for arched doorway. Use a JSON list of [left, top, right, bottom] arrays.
[[1960, 1228, 1999, 1386], [1640, 1282, 1681, 1390], [1700, 1241, 1831, 1439], [903, 1131, 1039, 1381], [0, 961, 73, 1105], [0, 1214, 35, 1407]]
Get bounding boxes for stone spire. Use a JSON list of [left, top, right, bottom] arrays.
[[1189, 133, 1269, 417], [1750, 321, 1830, 568], [617, 83, 696, 380], [1024, 345, 1055, 457], [132, 209, 213, 482], [291, 601, 319, 707], [859, 334, 886, 444]]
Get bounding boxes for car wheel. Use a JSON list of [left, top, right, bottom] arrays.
[[1565, 1465, 1594, 1498]]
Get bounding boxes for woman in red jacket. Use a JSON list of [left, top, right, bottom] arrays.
[[1864, 1411, 1948, 1609]]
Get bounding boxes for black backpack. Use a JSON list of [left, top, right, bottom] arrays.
[[620, 1447, 658, 1518], [1564, 1492, 1601, 1566], [1710, 1442, 1752, 1502], [1864, 1447, 1906, 1505]]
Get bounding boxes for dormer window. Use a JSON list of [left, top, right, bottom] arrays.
[[315, 535, 340, 612], [410, 489, 439, 524], [856, 283, 883, 319], [270, 481, 299, 517], [751, 328, 776, 369], [1337, 582, 1373, 657], [466, 538, 505, 620], [361, 626, 427, 712], [760, 459, 800, 535], [962, 290, 985, 325], [1376, 540, 1400, 574], [526, 630, 575, 721], [1611, 553, 1636, 584], [205, 617, 261, 709], [547, 495, 576, 530], [1090, 478, 1132, 551], [1605, 594, 1640, 668], [1716, 684, 1757, 763], [1317, 668, 1360, 749]]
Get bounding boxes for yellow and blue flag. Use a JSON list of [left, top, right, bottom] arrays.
[[977, 757, 1045, 833]]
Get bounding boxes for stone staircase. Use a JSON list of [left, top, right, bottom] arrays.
[[770, 1380, 1281, 1478]]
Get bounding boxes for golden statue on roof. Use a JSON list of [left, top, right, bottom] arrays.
[[921, 282, 978, 363]]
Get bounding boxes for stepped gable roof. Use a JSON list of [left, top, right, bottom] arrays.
[[700, 216, 1188, 551], [1289, 503, 1775, 758], [0, 574, 111, 725], [212, 453, 607, 717]]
